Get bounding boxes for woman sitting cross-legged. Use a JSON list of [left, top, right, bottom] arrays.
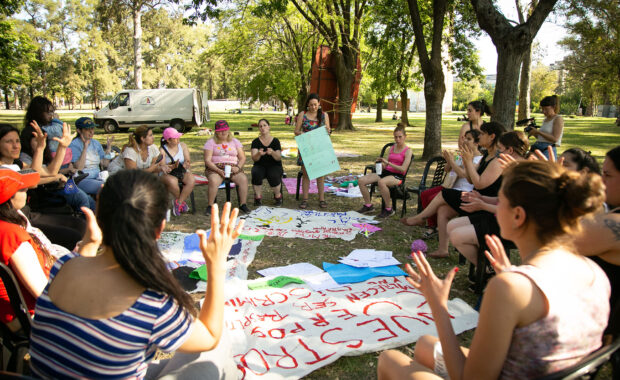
[[159, 127, 195, 216], [204, 120, 250, 215], [378, 160, 610, 379], [401, 122, 505, 257], [357, 124, 412, 218], [251, 119, 283, 206], [29, 170, 244, 379]]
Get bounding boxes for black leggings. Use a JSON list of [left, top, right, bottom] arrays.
[[251, 165, 283, 187], [29, 212, 85, 251]]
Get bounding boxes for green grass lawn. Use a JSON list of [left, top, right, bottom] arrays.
[[1, 109, 618, 379]]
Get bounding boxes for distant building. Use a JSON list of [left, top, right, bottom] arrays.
[[387, 68, 454, 113]]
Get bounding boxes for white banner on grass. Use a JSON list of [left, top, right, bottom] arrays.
[[224, 276, 478, 379], [242, 207, 376, 241]]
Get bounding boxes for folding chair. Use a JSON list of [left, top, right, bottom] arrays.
[[535, 337, 620, 380], [406, 156, 447, 213], [364, 143, 414, 217], [469, 240, 517, 294], [0, 264, 32, 374]]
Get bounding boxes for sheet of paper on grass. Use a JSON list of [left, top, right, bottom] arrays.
[[223, 276, 479, 380], [295, 126, 340, 180], [339, 249, 400, 267], [257, 262, 324, 278], [323, 262, 407, 284]]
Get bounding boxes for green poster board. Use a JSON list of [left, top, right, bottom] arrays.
[[295, 127, 340, 180]]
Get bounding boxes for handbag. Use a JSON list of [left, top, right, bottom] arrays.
[[162, 145, 187, 182]]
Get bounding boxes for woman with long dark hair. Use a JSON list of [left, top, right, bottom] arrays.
[[379, 160, 610, 379], [294, 93, 331, 209], [458, 100, 491, 142], [250, 119, 283, 206], [29, 170, 244, 378], [24, 96, 67, 160]]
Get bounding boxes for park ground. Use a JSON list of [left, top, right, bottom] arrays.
[[1, 110, 618, 379]]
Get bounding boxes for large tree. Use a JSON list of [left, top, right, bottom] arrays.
[[516, 0, 536, 120], [0, 20, 35, 108], [406, 0, 482, 158], [470, 0, 557, 129]]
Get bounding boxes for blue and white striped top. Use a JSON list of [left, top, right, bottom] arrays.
[[30, 252, 193, 379]]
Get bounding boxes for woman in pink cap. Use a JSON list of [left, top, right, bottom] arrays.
[[203, 120, 250, 215], [160, 127, 195, 216]]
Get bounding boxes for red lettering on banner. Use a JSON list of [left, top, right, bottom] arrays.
[[417, 300, 427, 309], [288, 288, 312, 299], [290, 322, 305, 334], [262, 346, 299, 369], [363, 301, 403, 315], [295, 299, 337, 311], [227, 297, 257, 308], [268, 328, 286, 339], [331, 308, 357, 320], [321, 328, 363, 349], [357, 318, 398, 341], [346, 293, 361, 303], [417, 312, 435, 322], [251, 326, 266, 338], [298, 338, 336, 364], [325, 285, 352, 292], [310, 313, 330, 327], [391, 314, 430, 330], [256, 310, 288, 322], [235, 348, 270, 376]]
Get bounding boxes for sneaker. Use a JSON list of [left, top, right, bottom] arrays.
[[172, 201, 181, 217], [357, 204, 374, 214], [239, 204, 251, 214], [274, 196, 283, 206], [377, 208, 395, 218], [181, 201, 189, 213], [254, 198, 262, 206]]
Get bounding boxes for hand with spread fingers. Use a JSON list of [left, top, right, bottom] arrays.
[[530, 146, 564, 166], [404, 251, 459, 310], [498, 153, 518, 170], [484, 234, 512, 273], [54, 122, 75, 148], [29, 120, 47, 151], [198, 202, 244, 271]]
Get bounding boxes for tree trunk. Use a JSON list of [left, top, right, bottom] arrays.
[[400, 89, 409, 126], [297, 85, 308, 114], [491, 44, 525, 130], [133, 7, 143, 89], [376, 97, 384, 122], [422, 71, 445, 159], [332, 48, 355, 131], [518, 45, 532, 121], [3, 87, 9, 110]]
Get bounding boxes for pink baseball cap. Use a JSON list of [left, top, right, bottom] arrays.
[[214, 120, 230, 132], [163, 127, 183, 140]]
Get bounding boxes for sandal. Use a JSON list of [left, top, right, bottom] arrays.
[[299, 199, 309, 209], [319, 200, 328, 208], [422, 228, 437, 240]]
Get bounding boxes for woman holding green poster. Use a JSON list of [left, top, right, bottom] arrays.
[[294, 93, 331, 209]]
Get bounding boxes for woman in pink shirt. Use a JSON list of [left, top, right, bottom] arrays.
[[357, 124, 412, 218], [203, 120, 250, 215]]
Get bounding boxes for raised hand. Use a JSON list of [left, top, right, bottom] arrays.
[[404, 251, 459, 309], [461, 143, 474, 162], [78, 207, 102, 257], [53, 122, 75, 148], [498, 153, 518, 170], [29, 120, 47, 151], [484, 234, 511, 273], [198, 202, 244, 270]]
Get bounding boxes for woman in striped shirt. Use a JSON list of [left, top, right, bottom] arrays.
[[29, 169, 243, 379]]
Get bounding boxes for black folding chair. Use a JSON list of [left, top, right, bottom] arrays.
[[535, 337, 620, 380], [406, 156, 447, 213], [0, 264, 32, 374], [364, 143, 414, 217]]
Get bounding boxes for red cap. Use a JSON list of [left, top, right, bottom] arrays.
[[0, 168, 40, 204]]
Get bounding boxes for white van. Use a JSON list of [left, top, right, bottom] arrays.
[[94, 88, 208, 133]]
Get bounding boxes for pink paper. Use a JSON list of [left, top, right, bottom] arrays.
[[282, 177, 319, 194], [353, 223, 382, 233]]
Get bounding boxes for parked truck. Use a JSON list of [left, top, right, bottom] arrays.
[[94, 88, 208, 133]]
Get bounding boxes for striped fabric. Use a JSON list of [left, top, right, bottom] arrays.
[[30, 252, 193, 379]]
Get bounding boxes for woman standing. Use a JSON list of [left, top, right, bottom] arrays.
[[204, 120, 250, 215], [458, 100, 491, 143], [378, 160, 610, 379], [29, 170, 244, 378], [160, 127, 195, 216], [529, 95, 564, 159], [294, 93, 331, 209], [251, 119, 283, 206]]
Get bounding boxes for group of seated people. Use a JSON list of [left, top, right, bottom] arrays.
[[0, 93, 618, 379]]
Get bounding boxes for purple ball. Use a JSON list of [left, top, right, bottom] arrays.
[[411, 239, 428, 254]]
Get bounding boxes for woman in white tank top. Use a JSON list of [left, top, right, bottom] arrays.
[[530, 95, 564, 159]]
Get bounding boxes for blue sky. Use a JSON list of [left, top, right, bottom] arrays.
[[473, 0, 568, 74]]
